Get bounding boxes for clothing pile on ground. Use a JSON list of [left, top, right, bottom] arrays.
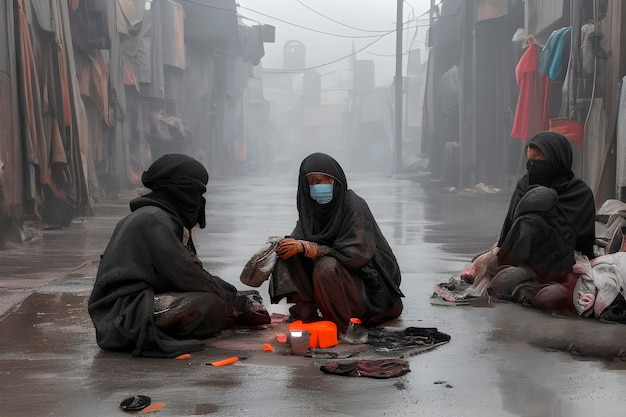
[[432, 198, 626, 324], [318, 326, 451, 379]]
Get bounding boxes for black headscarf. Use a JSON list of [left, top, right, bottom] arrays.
[[498, 131, 596, 259], [279, 152, 403, 305], [133, 154, 209, 230], [296, 153, 348, 245], [526, 131, 574, 185]]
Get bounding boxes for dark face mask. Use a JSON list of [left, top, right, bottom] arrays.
[[526, 159, 555, 187], [197, 196, 206, 229]]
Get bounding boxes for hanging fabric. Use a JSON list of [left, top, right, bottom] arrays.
[[511, 42, 548, 142]]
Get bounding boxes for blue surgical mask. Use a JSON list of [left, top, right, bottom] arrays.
[[309, 184, 333, 204]]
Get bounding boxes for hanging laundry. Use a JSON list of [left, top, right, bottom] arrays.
[[511, 43, 548, 142], [539, 26, 572, 80]]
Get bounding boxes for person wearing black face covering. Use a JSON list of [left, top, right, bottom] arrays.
[[496, 131, 596, 283], [271, 153, 404, 334], [88, 154, 270, 358]]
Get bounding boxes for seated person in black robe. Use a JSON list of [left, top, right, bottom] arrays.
[[271, 152, 404, 334], [497, 131, 596, 283], [88, 154, 269, 357], [476, 132, 596, 313]]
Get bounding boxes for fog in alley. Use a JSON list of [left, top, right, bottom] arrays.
[[3, 1, 626, 416]]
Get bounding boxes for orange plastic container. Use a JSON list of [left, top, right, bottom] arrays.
[[288, 320, 338, 348]]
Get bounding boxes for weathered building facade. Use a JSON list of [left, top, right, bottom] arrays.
[[422, 0, 626, 206], [0, 0, 271, 245]]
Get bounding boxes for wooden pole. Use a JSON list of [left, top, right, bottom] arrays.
[[394, 0, 404, 174]]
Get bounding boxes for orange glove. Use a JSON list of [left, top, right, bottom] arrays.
[[300, 240, 320, 260], [276, 238, 320, 260], [276, 238, 304, 259]]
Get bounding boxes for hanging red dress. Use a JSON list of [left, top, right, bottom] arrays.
[[511, 44, 548, 143]]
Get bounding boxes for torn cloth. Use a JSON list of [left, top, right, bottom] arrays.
[[574, 252, 626, 318], [320, 358, 410, 379], [367, 326, 451, 352]]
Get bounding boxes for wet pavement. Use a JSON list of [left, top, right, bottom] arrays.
[[1, 172, 626, 416]]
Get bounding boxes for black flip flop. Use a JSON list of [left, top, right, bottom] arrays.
[[120, 395, 151, 412]]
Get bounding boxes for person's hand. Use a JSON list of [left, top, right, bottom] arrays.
[[276, 238, 320, 260], [573, 252, 592, 275], [461, 247, 498, 284], [276, 238, 304, 259]]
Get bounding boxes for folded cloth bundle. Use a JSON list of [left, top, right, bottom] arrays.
[[320, 358, 410, 379], [234, 290, 271, 326], [367, 326, 451, 351]]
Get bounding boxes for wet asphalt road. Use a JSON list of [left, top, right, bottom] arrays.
[[1, 171, 626, 417]]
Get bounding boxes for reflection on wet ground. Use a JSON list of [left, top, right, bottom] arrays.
[[1, 174, 625, 416], [421, 191, 510, 255]]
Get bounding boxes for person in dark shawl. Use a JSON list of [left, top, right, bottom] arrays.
[[88, 154, 270, 357], [498, 185, 577, 281], [497, 131, 596, 283], [272, 153, 404, 334]]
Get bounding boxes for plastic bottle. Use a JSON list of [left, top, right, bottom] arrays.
[[343, 317, 368, 344]]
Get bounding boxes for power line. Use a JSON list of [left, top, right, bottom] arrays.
[[237, 3, 433, 71], [238, 5, 390, 39], [237, 13, 262, 25], [404, 2, 419, 61], [296, 0, 395, 33], [183, 0, 430, 71], [241, 4, 432, 36], [368, 45, 425, 58], [184, 0, 238, 14], [185, 1, 431, 39], [263, 29, 394, 73]]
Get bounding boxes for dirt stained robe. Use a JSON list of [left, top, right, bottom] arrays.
[[88, 154, 239, 357], [271, 153, 404, 331], [87, 197, 239, 357]]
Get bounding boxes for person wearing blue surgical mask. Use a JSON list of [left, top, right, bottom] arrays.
[[307, 173, 334, 204], [270, 153, 404, 334]]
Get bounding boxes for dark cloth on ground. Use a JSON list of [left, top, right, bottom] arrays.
[[320, 358, 410, 379], [366, 326, 452, 351], [497, 132, 596, 279], [599, 293, 626, 324], [271, 153, 403, 333]]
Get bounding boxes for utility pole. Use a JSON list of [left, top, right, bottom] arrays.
[[393, 0, 403, 174]]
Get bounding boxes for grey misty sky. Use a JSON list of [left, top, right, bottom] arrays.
[[237, 0, 432, 86]]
